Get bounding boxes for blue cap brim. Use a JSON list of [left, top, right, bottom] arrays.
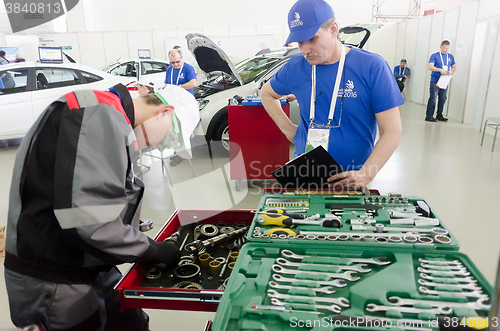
[[284, 23, 322, 46]]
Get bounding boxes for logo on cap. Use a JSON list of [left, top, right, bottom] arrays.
[[290, 12, 304, 28]]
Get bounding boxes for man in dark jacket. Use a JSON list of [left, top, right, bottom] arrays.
[[4, 83, 196, 331]]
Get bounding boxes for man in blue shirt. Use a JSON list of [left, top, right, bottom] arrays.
[[425, 40, 456, 122], [164, 49, 197, 95], [261, 0, 403, 191], [163, 48, 197, 166], [394, 59, 410, 92]]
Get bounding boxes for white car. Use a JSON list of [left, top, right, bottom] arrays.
[[187, 24, 381, 155], [0, 62, 128, 140], [100, 58, 170, 93]]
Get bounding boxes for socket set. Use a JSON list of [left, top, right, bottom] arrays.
[[211, 246, 492, 331], [247, 194, 459, 250]]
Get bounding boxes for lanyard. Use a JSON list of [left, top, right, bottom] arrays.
[[400, 67, 404, 76], [170, 62, 184, 85], [440, 53, 449, 71], [309, 44, 346, 126]]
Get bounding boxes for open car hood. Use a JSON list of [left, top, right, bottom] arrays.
[[339, 23, 382, 49], [186, 33, 244, 86]]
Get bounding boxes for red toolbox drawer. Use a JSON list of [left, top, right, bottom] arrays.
[[115, 210, 254, 312]]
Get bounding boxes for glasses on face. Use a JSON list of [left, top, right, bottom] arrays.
[[171, 60, 182, 65]]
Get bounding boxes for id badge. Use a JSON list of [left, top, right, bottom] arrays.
[[306, 126, 330, 153]]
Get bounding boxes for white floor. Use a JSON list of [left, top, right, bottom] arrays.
[[0, 101, 499, 330]]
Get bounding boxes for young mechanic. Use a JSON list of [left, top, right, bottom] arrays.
[[4, 84, 198, 331]]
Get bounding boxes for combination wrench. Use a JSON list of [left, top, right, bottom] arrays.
[[419, 286, 488, 298], [388, 296, 491, 311], [417, 267, 470, 276], [281, 249, 390, 266], [268, 281, 336, 294], [418, 258, 463, 266], [419, 263, 467, 271], [267, 289, 350, 307], [276, 257, 372, 273], [365, 303, 452, 315], [270, 298, 341, 314], [419, 273, 477, 283], [272, 274, 347, 288], [272, 265, 360, 281], [417, 279, 482, 291]]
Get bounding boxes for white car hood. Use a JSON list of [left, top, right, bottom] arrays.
[[186, 33, 244, 86]]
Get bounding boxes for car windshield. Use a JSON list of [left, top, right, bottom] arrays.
[[100, 62, 120, 72], [209, 56, 282, 85]]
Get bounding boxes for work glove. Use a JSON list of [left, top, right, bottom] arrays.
[[152, 241, 180, 267]]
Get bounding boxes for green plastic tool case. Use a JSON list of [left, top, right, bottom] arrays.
[[211, 193, 493, 330]]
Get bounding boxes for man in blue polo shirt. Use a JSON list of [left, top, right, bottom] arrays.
[[164, 49, 197, 95], [425, 40, 456, 122], [394, 59, 410, 92], [164, 48, 197, 165], [261, 0, 403, 190]]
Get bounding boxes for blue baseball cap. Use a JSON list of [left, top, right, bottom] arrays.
[[284, 0, 335, 46], [401, 59, 407, 62]]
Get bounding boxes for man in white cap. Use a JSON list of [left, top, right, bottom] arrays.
[[261, 0, 403, 190], [135, 76, 155, 96], [4, 83, 199, 331]]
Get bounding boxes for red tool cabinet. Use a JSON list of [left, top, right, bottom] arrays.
[[114, 210, 254, 312], [228, 104, 290, 182]]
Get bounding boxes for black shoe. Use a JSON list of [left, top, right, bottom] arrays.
[[170, 155, 184, 166], [425, 117, 437, 122], [436, 116, 448, 122]]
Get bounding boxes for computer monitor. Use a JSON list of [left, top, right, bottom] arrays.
[[138, 49, 151, 59], [38, 47, 63, 63]]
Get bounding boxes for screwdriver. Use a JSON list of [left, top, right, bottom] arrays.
[[256, 209, 306, 219]]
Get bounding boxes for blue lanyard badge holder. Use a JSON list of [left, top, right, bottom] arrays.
[[306, 45, 346, 153]]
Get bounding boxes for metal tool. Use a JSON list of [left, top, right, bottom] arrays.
[[275, 257, 372, 273], [417, 267, 470, 276], [251, 304, 323, 315], [187, 227, 248, 255], [268, 281, 336, 294], [272, 274, 347, 288], [388, 296, 491, 311], [270, 298, 341, 314], [365, 303, 452, 315], [267, 289, 350, 307], [419, 286, 488, 298], [350, 219, 377, 225], [418, 258, 462, 266], [256, 209, 307, 219], [419, 273, 477, 283], [419, 263, 467, 271], [352, 225, 446, 234], [179, 233, 190, 251], [417, 279, 482, 291], [281, 249, 391, 266], [219, 250, 232, 283], [193, 224, 202, 241], [272, 265, 360, 281]]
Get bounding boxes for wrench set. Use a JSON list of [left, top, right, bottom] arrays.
[[206, 194, 493, 331]]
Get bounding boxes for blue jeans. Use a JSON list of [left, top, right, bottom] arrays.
[[425, 81, 448, 119]]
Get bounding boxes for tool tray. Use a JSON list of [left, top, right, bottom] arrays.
[[115, 210, 253, 312], [247, 194, 460, 251], [211, 244, 492, 331]]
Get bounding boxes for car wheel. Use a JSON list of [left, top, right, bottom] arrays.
[[213, 118, 229, 156]]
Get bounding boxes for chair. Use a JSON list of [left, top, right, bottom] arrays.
[[480, 117, 500, 151], [137, 149, 195, 186], [37, 73, 48, 88]]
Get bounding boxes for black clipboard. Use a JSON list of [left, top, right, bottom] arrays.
[[271, 146, 343, 188]]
